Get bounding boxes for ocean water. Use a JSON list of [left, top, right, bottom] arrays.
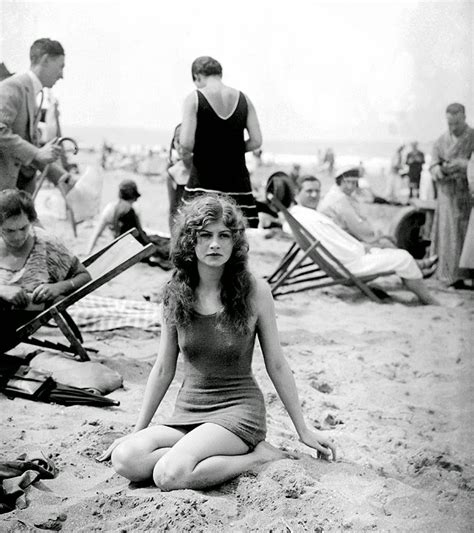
[[65, 124, 402, 161], [65, 124, 435, 200], [64, 124, 438, 202]]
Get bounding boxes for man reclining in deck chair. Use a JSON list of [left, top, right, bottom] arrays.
[[287, 175, 439, 305], [0, 189, 91, 351], [319, 167, 438, 271]]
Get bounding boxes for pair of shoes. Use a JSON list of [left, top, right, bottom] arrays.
[[450, 280, 474, 291], [418, 255, 438, 270], [14, 451, 58, 479], [423, 265, 437, 279], [422, 259, 439, 279], [369, 286, 392, 301]]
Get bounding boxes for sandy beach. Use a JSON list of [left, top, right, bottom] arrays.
[[1, 162, 473, 532]]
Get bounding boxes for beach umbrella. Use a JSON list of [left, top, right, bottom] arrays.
[[43, 383, 120, 407]]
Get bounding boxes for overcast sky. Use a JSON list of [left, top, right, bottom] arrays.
[[0, 0, 472, 142]]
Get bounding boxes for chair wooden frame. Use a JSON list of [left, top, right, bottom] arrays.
[[267, 195, 395, 303], [12, 229, 156, 361]]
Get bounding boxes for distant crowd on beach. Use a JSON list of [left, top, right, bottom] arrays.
[[1, 39, 473, 292]]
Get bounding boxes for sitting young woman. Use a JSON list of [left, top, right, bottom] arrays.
[[86, 179, 171, 269], [98, 194, 336, 490], [0, 189, 91, 351]]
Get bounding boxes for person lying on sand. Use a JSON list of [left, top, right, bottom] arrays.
[[288, 175, 440, 305], [319, 167, 439, 277], [98, 194, 336, 490]]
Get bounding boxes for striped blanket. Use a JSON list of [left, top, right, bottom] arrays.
[[68, 296, 161, 332]]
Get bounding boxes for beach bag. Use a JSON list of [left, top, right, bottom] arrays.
[[29, 352, 123, 395], [0, 355, 120, 407]]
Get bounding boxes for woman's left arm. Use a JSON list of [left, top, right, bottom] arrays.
[[32, 259, 91, 304], [244, 96, 262, 153], [255, 279, 337, 461]]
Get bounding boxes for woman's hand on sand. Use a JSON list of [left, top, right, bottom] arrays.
[[299, 429, 337, 462], [97, 435, 130, 462]]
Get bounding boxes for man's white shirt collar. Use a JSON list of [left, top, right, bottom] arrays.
[[27, 70, 43, 95]]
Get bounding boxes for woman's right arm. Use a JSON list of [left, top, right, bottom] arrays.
[[86, 204, 114, 255], [133, 319, 179, 431], [97, 315, 179, 461], [244, 96, 262, 153]]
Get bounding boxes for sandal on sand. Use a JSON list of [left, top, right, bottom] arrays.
[[10, 452, 58, 480], [28, 456, 57, 479]]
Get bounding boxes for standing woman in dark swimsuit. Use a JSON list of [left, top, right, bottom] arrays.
[[98, 195, 336, 490], [179, 56, 262, 228]]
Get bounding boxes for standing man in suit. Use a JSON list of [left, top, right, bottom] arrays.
[[0, 38, 72, 195]]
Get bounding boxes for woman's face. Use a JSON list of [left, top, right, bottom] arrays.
[[0, 213, 32, 250], [195, 219, 234, 268]]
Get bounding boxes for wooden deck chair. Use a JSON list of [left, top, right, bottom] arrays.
[[267, 195, 395, 302], [11, 229, 156, 361]]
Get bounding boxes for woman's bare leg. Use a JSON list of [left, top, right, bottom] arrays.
[[403, 278, 440, 305], [153, 423, 287, 490], [111, 425, 187, 482]]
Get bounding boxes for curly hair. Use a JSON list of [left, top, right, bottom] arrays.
[[162, 194, 253, 334]]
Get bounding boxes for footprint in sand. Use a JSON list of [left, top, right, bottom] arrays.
[[310, 380, 333, 394]]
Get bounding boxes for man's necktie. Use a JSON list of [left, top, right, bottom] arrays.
[[32, 89, 44, 145], [34, 89, 44, 125]]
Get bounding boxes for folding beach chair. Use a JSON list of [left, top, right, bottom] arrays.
[[266, 195, 395, 303], [11, 229, 156, 361]]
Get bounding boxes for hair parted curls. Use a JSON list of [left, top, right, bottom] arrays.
[[30, 38, 65, 65], [162, 194, 253, 334], [0, 189, 37, 225]]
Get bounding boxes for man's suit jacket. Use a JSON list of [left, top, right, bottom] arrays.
[[0, 72, 63, 191]]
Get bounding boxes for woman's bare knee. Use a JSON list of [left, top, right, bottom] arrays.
[[153, 453, 194, 491], [111, 442, 145, 482]]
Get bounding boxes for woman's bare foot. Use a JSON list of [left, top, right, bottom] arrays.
[[254, 441, 290, 466]]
